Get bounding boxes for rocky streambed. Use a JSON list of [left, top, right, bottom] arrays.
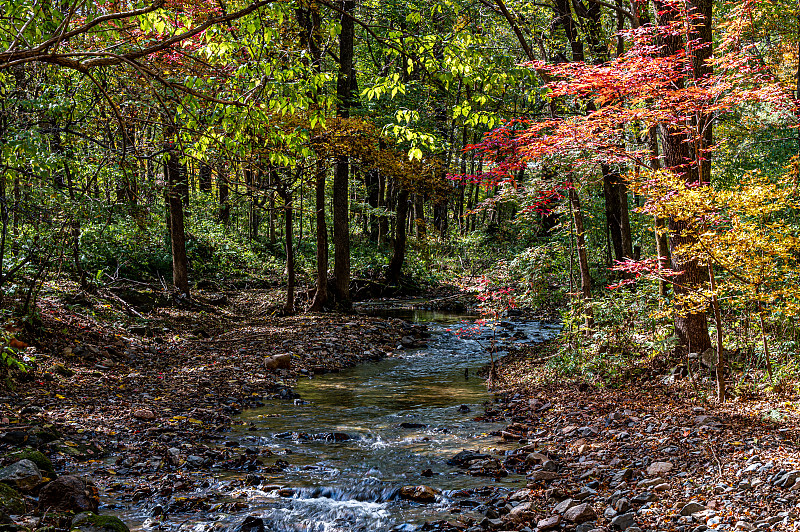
[[4, 306, 799, 532], [0, 310, 561, 532]]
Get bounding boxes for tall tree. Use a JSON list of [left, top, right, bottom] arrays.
[[332, 0, 356, 309], [655, 0, 712, 353]]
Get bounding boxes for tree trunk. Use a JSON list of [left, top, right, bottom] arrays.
[[656, 0, 712, 353], [218, 162, 230, 224], [281, 188, 295, 314], [414, 195, 425, 237], [332, 0, 355, 309], [165, 142, 189, 296], [568, 184, 593, 328], [387, 189, 410, 284], [309, 165, 328, 311], [199, 163, 212, 192], [365, 168, 380, 241], [378, 169, 388, 243]]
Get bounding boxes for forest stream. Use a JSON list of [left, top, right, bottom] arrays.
[[105, 312, 560, 532]]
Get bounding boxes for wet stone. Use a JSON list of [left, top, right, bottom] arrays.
[[239, 516, 265, 532], [399, 485, 439, 503], [38, 475, 99, 513], [71, 512, 130, 532], [0, 460, 42, 492]]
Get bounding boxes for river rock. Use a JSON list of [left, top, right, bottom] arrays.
[[4, 449, 55, 478], [265, 354, 291, 371], [400, 336, 416, 347], [399, 485, 439, 503], [0, 432, 28, 446], [38, 475, 99, 513], [132, 409, 155, 421], [507, 501, 536, 522], [646, 461, 673, 476], [631, 491, 656, 504], [525, 452, 549, 465], [538, 515, 562, 530], [0, 460, 43, 492], [447, 450, 489, 466], [527, 471, 560, 482], [0, 484, 24, 515], [554, 498, 578, 514], [680, 501, 706, 516], [311, 432, 353, 442], [239, 516, 265, 532], [611, 512, 636, 530], [564, 503, 597, 523], [71, 512, 129, 532]]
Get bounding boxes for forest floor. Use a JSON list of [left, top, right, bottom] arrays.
[[2, 283, 800, 532], [454, 344, 800, 532]]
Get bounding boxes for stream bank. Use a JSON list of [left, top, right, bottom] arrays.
[[0, 308, 423, 532], [0, 292, 560, 532]]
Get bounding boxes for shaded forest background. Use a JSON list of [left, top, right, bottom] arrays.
[[2, 0, 800, 399]]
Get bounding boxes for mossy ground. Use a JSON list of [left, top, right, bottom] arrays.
[[0, 483, 25, 515]]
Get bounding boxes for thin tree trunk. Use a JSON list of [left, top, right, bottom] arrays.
[[282, 188, 295, 314], [387, 189, 410, 284], [568, 183, 593, 328], [218, 162, 230, 224], [309, 164, 328, 311], [708, 263, 725, 401], [165, 139, 189, 296], [378, 169, 388, 243]]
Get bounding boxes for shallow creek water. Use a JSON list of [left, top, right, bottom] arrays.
[[117, 312, 560, 532]]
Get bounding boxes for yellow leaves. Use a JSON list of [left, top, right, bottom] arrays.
[[633, 165, 800, 318]]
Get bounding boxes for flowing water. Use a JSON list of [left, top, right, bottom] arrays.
[[119, 312, 560, 532]]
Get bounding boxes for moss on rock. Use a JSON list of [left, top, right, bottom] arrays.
[[4, 450, 54, 476], [70, 513, 129, 532], [0, 484, 25, 515]]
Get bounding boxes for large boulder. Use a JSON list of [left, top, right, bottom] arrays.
[[38, 476, 99, 513], [0, 484, 24, 515], [0, 460, 43, 492], [71, 512, 129, 532]]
